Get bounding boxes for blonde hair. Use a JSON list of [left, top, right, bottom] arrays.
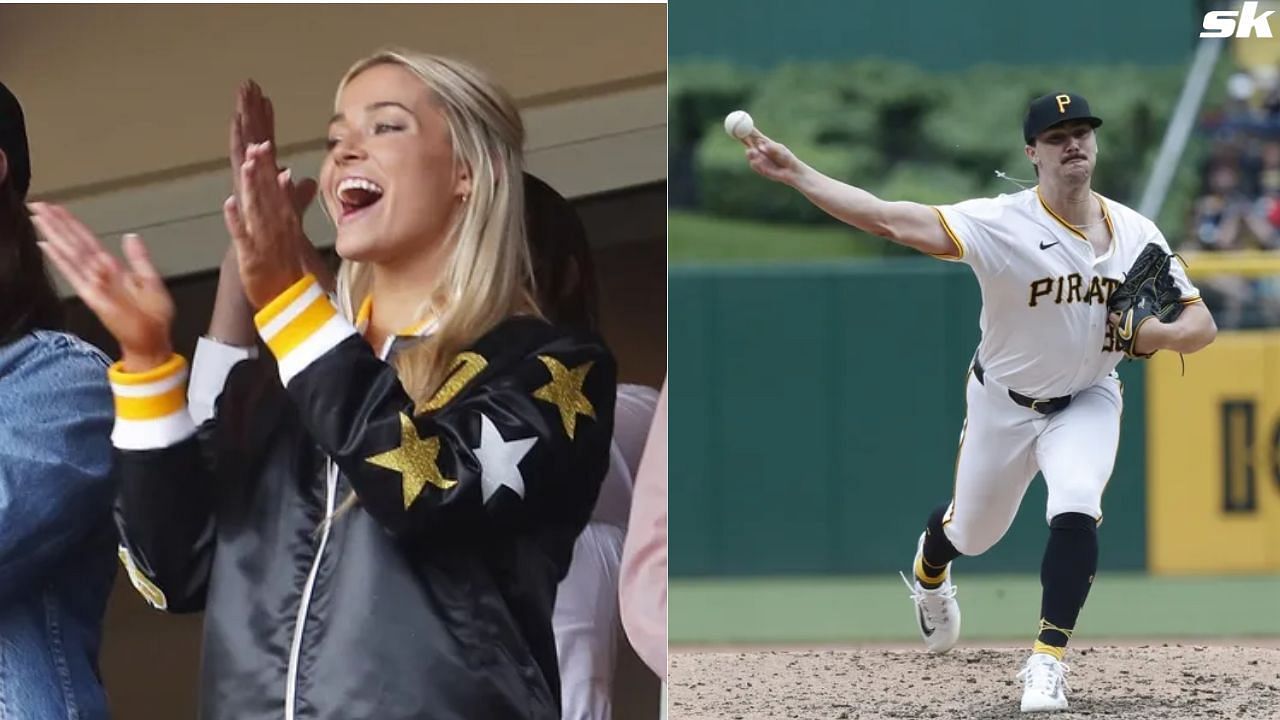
[[324, 50, 539, 523], [333, 49, 539, 405]]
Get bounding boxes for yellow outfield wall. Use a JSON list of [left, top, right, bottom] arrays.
[[1148, 330, 1280, 574]]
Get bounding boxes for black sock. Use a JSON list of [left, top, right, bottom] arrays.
[[917, 504, 961, 589], [1036, 512, 1098, 658]]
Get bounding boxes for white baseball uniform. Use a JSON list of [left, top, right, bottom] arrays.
[[931, 187, 1200, 556], [553, 383, 660, 720]]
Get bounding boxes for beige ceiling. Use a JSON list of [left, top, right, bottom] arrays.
[[0, 4, 667, 196]]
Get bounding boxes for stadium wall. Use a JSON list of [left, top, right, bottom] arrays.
[[670, 260, 1150, 576], [670, 0, 1200, 70], [1147, 331, 1280, 574]]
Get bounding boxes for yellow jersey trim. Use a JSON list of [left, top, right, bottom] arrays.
[[1096, 192, 1115, 238], [115, 385, 188, 421], [356, 295, 435, 338], [107, 354, 186, 386], [1036, 187, 1115, 256], [355, 295, 373, 331], [1036, 187, 1089, 243], [254, 274, 319, 329], [264, 292, 338, 359], [931, 207, 966, 261]]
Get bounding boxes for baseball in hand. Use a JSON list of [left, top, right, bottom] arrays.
[[724, 110, 755, 140]]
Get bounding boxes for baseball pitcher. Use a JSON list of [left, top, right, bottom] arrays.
[[741, 92, 1217, 713]]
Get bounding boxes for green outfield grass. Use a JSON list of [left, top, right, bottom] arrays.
[[668, 210, 887, 263], [671, 574, 1280, 646]]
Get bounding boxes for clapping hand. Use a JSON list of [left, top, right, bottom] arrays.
[[225, 139, 308, 308], [30, 204, 175, 372], [225, 81, 332, 298]]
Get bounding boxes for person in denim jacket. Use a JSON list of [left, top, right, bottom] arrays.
[[0, 81, 116, 720]]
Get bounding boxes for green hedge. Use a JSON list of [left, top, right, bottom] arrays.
[[668, 210, 883, 263], [669, 61, 760, 147], [675, 59, 1210, 243]]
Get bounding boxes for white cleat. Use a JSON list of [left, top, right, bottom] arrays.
[[898, 533, 961, 654], [1017, 652, 1070, 712]]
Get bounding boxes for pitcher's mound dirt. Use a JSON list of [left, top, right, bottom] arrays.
[[670, 645, 1280, 719]]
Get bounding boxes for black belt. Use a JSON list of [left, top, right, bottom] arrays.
[[972, 359, 1072, 415]]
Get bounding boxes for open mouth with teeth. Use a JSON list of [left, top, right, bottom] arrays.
[[336, 177, 385, 222]]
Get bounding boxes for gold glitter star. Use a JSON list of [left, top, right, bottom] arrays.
[[365, 412, 457, 509], [532, 356, 596, 440]]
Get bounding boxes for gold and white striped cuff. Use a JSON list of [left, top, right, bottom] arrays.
[[254, 274, 357, 386], [109, 354, 197, 450]]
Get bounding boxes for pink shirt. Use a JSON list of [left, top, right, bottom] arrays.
[[618, 378, 667, 679]]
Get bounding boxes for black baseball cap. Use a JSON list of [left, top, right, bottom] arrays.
[[0, 81, 31, 199], [1023, 92, 1102, 145]]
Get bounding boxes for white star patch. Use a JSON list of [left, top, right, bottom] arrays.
[[473, 413, 537, 502]]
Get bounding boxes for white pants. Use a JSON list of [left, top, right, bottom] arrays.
[[942, 369, 1123, 556], [554, 522, 625, 720]]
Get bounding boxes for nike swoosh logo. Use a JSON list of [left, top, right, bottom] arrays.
[[1039, 241, 1060, 250], [1117, 310, 1134, 341], [917, 606, 936, 637]]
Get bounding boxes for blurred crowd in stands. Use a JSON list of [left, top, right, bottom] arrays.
[[1190, 69, 1280, 329]]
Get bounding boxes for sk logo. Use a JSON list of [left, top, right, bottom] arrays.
[[1202, 1, 1275, 38]]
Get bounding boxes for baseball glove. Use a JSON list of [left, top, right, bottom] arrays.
[[1108, 242, 1184, 359]]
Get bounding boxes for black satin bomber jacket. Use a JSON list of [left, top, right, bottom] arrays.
[[113, 316, 616, 719]]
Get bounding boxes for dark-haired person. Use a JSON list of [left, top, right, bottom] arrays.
[[744, 91, 1215, 713], [524, 174, 660, 720], [0, 81, 116, 719]]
